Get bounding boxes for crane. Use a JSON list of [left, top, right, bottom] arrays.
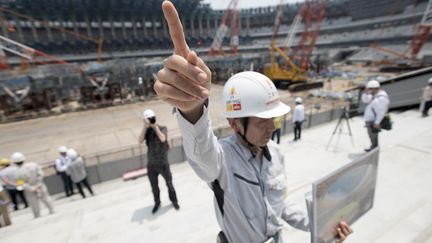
[[264, 0, 326, 91], [208, 0, 240, 56], [0, 34, 68, 66], [371, 0, 432, 61]]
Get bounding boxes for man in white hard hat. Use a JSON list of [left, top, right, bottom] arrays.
[[154, 2, 353, 243], [55, 146, 74, 197], [66, 149, 94, 198], [0, 158, 28, 210], [361, 80, 390, 152], [421, 77, 432, 117], [293, 97, 305, 141], [12, 152, 54, 218], [139, 109, 179, 214]]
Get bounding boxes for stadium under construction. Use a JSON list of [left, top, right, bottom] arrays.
[[0, 1, 432, 242]]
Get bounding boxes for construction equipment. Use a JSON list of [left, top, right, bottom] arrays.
[[0, 34, 68, 66], [208, 0, 240, 56], [371, 0, 432, 61], [263, 0, 326, 91]]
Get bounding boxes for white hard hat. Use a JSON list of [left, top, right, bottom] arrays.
[[58, 146, 68, 153], [143, 109, 156, 119], [295, 97, 302, 103], [66, 149, 78, 160], [222, 71, 290, 118], [366, 80, 380, 89], [428, 77, 432, 84], [11, 152, 25, 163]]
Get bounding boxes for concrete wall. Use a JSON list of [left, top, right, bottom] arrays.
[[43, 108, 343, 195]]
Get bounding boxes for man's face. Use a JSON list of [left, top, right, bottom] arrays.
[[229, 117, 276, 147], [368, 88, 379, 95], [60, 152, 66, 157]]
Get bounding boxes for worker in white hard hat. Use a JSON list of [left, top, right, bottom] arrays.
[[0, 158, 28, 211], [361, 80, 390, 152], [421, 77, 432, 117], [66, 149, 94, 198], [293, 97, 306, 141], [12, 152, 54, 218], [139, 109, 179, 214], [154, 2, 353, 243], [55, 146, 74, 197]]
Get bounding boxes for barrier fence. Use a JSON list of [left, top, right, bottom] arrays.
[[42, 102, 346, 195]]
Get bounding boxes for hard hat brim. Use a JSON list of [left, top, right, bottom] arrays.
[[254, 102, 291, 119]]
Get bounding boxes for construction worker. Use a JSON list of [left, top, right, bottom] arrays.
[[0, 182, 11, 226], [361, 80, 390, 152], [271, 115, 283, 144], [421, 77, 432, 117], [12, 152, 54, 218], [55, 146, 74, 197], [66, 149, 93, 198], [293, 97, 305, 141], [154, 2, 353, 242], [138, 109, 179, 214], [0, 158, 28, 210]]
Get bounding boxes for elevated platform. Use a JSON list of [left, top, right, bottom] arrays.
[[1, 109, 431, 243]]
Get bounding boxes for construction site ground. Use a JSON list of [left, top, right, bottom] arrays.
[[0, 83, 346, 165], [1, 109, 431, 243]]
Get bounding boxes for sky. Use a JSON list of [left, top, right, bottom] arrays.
[[202, 0, 303, 10]]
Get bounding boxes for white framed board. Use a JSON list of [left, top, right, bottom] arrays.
[[306, 148, 380, 243]]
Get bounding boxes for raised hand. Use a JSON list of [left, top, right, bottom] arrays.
[[155, 1, 211, 119]]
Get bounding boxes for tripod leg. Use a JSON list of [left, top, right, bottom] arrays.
[[345, 118, 355, 146], [326, 117, 343, 150]]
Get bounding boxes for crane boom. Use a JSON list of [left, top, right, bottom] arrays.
[[208, 0, 240, 56]]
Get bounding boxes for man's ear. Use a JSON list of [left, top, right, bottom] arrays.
[[227, 118, 242, 134]]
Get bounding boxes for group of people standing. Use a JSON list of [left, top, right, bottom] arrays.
[[55, 146, 94, 199], [0, 146, 94, 225]]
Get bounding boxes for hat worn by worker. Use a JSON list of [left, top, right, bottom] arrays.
[[11, 152, 25, 163], [0, 158, 10, 166], [66, 149, 78, 160], [295, 97, 303, 104], [366, 80, 380, 89], [222, 71, 290, 118], [143, 109, 156, 119], [58, 146, 68, 153]]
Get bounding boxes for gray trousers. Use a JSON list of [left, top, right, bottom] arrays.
[[366, 122, 379, 149], [0, 204, 11, 226], [24, 183, 54, 218]]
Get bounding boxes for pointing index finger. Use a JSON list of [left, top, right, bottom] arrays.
[[162, 1, 190, 57]]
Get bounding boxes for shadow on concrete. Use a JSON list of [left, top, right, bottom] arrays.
[[131, 204, 172, 224]]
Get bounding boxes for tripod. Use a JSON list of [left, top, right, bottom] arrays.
[[326, 107, 354, 150]]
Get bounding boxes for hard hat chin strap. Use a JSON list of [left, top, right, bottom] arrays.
[[238, 117, 254, 147], [237, 117, 269, 159]]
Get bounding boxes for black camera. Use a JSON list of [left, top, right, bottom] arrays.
[[148, 117, 156, 124]]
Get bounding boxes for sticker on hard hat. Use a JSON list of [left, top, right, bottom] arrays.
[[226, 86, 242, 111], [226, 101, 242, 111]]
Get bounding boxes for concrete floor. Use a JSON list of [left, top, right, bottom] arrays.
[[1, 109, 431, 243]]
